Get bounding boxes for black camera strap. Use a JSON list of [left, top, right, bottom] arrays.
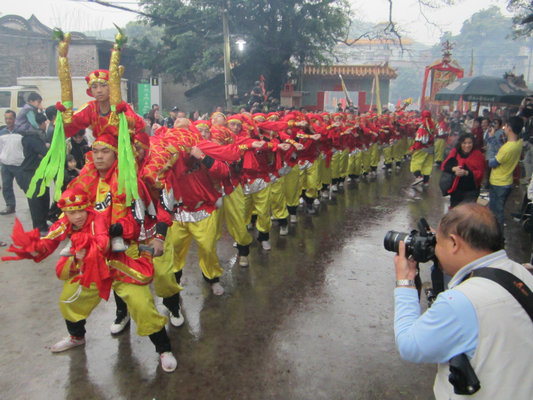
[[468, 267, 533, 323]]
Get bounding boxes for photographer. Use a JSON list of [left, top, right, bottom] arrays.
[[393, 203, 533, 399]]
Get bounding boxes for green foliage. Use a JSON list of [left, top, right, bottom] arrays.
[[508, 0, 533, 38], [135, 0, 351, 94]]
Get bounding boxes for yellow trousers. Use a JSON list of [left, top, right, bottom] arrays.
[[300, 160, 321, 198], [370, 143, 381, 168], [382, 146, 393, 165], [434, 138, 446, 162], [244, 185, 272, 234], [59, 279, 167, 336], [340, 149, 350, 177], [318, 156, 331, 187], [283, 165, 301, 207], [361, 149, 371, 173], [331, 151, 342, 179], [410, 150, 434, 176], [170, 211, 224, 281], [221, 185, 253, 246], [392, 141, 403, 163], [348, 151, 362, 176], [151, 224, 183, 298], [270, 177, 289, 220]]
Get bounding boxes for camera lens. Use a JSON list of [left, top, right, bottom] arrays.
[[384, 230, 410, 254]]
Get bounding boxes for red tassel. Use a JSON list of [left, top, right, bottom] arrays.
[[115, 102, 127, 114], [56, 102, 66, 112]]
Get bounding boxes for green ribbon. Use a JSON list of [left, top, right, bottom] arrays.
[[63, 101, 73, 108], [26, 111, 66, 201], [116, 106, 139, 203]]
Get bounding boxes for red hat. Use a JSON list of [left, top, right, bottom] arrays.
[[92, 133, 118, 153], [210, 111, 226, 123], [57, 188, 90, 211], [252, 113, 267, 122], [85, 69, 109, 97], [227, 114, 243, 125], [267, 112, 280, 121], [194, 120, 211, 130], [134, 131, 150, 150]]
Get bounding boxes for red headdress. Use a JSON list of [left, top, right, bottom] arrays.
[[85, 69, 109, 97], [92, 133, 118, 153]]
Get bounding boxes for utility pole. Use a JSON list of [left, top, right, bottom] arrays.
[[222, 5, 232, 111]]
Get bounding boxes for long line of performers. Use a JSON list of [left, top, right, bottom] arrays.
[[3, 69, 441, 373]]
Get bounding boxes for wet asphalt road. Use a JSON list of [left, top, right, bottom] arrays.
[[1, 162, 530, 400]]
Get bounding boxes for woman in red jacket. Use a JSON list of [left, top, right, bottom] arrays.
[[442, 133, 486, 208]]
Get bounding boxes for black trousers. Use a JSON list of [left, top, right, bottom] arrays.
[[21, 174, 50, 231]]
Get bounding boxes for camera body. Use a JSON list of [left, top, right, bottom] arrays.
[[383, 218, 436, 263]]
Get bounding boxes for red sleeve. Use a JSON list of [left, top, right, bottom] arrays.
[[257, 120, 289, 131], [64, 102, 94, 138], [197, 140, 242, 162], [204, 158, 230, 180]]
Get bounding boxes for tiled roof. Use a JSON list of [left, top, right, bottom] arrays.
[[302, 64, 397, 79]]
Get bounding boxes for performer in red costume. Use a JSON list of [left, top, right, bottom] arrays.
[[3, 185, 178, 372]]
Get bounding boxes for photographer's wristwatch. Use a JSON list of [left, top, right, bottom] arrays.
[[396, 279, 416, 288]]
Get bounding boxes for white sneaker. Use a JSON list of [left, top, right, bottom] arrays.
[[111, 236, 127, 252], [331, 184, 338, 192], [246, 223, 254, 230], [313, 198, 320, 206], [280, 225, 289, 236], [238, 255, 249, 267], [299, 197, 305, 206], [211, 282, 225, 295], [321, 190, 329, 199], [59, 240, 73, 257], [160, 352, 177, 372], [261, 240, 272, 250], [51, 335, 85, 353], [169, 310, 184, 327], [411, 176, 424, 186], [110, 313, 130, 335], [289, 215, 298, 224], [339, 181, 344, 187]]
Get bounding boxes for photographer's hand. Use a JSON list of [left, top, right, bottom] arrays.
[[394, 241, 417, 282]]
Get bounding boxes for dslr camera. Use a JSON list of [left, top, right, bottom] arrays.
[[383, 218, 436, 263]]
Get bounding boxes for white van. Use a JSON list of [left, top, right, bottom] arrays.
[[0, 86, 40, 126]]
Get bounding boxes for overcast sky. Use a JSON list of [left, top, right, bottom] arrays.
[[1, 0, 510, 45]]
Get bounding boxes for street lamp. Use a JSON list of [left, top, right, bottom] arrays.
[[236, 39, 246, 52]]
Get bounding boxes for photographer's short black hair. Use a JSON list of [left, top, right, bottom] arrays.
[[507, 116, 524, 135], [439, 203, 503, 252]]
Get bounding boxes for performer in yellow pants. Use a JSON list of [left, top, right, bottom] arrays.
[[270, 176, 289, 235], [300, 160, 321, 214], [283, 165, 301, 223], [60, 279, 167, 337], [244, 185, 272, 248], [434, 137, 445, 164], [170, 210, 224, 282], [220, 184, 254, 265]]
